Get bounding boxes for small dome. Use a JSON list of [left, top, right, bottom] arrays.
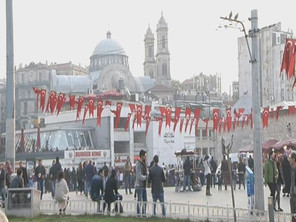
[[92, 31, 126, 56]]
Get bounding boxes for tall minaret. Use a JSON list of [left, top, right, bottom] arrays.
[[143, 25, 156, 79], [156, 12, 171, 82]]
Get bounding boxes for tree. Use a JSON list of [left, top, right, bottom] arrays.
[[170, 80, 183, 91]]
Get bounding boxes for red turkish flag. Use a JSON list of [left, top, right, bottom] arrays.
[[173, 107, 181, 132], [145, 116, 151, 135], [165, 106, 172, 128], [112, 102, 123, 129], [144, 105, 151, 120], [69, 94, 76, 110], [158, 118, 163, 136], [212, 109, 219, 131], [262, 107, 269, 128], [125, 104, 135, 131], [136, 105, 142, 127], [125, 113, 132, 131], [189, 118, 195, 134], [276, 106, 283, 121], [179, 118, 184, 133], [218, 118, 222, 133], [270, 108, 274, 119], [241, 115, 246, 129], [88, 98, 96, 117], [159, 107, 166, 118], [144, 106, 151, 136], [40, 89, 46, 112], [76, 96, 85, 120], [202, 118, 209, 136], [32, 87, 41, 110], [184, 108, 191, 133], [96, 99, 104, 126], [56, 93, 66, 116], [281, 39, 296, 79], [288, 105, 295, 115], [226, 108, 232, 132], [82, 106, 88, 125], [233, 117, 236, 131], [194, 108, 201, 134], [48, 91, 57, 114]]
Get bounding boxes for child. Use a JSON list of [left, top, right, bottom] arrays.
[[174, 171, 180, 192]]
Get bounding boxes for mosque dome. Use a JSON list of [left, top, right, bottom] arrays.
[[92, 31, 126, 56]]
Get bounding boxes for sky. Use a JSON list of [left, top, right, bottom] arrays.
[[1, 0, 296, 93]]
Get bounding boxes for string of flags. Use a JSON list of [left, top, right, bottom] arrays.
[[32, 87, 296, 136]]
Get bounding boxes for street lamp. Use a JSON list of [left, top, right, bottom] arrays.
[[220, 10, 264, 212]]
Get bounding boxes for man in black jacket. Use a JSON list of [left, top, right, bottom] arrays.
[[148, 155, 166, 216], [19, 162, 28, 187], [50, 156, 62, 198], [182, 156, 192, 191], [35, 159, 46, 199]]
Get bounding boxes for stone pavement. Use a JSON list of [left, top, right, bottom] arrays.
[[42, 185, 291, 213]]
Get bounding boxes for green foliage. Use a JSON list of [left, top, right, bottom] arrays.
[[170, 80, 183, 91]]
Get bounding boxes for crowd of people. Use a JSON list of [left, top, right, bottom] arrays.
[[3, 148, 296, 219]]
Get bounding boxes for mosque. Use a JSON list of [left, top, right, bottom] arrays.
[[51, 13, 171, 97]]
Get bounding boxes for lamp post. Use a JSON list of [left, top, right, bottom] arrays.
[[220, 10, 264, 211]]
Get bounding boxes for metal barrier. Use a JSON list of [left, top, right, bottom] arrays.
[[39, 199, 295, 221]]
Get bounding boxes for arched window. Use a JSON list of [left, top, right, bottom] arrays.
[[162, 62, 167, 76], [162, 35, 165, 48]]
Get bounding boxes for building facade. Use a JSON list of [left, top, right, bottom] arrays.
[[238, 22, 295, 107]]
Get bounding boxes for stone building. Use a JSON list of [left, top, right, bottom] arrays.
[[238, 22, 295, 107]]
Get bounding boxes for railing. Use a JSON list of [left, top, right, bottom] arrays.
[[39, 199, 294, 221]]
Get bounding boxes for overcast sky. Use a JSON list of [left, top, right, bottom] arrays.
[[1, 0, 296, 93]]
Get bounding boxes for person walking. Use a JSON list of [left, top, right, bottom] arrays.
[[182, 156, 192, 192], [289, 152, 296, 222], [55, 171, 69, 215], [203, 154, 212, 196], [103, 169, 123, 213], [85, 160, 95, 198], [238, 157, 246, 189], [148, 155, 166, 216], [248, 155, 254, 172], [19, 162, 28, 187], [282, 154, 291, 197], [275, 154, 284, 211], [264, 150, 278, 211], [124, 156, 133, 195], [51, 156, 62, 199], [77, 162, 84, 195], [35, 159, 46, 199], [135, 149, 148, 217], [221, 155, 229, 190]]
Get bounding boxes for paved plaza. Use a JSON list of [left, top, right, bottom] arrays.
[[42, 185, 291, 213]]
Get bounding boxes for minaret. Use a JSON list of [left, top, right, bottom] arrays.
[[143, 25, 156, 79], [156, 12, 171, 82]]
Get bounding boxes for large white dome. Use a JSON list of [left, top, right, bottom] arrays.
[[92, 31, 126, 56]]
